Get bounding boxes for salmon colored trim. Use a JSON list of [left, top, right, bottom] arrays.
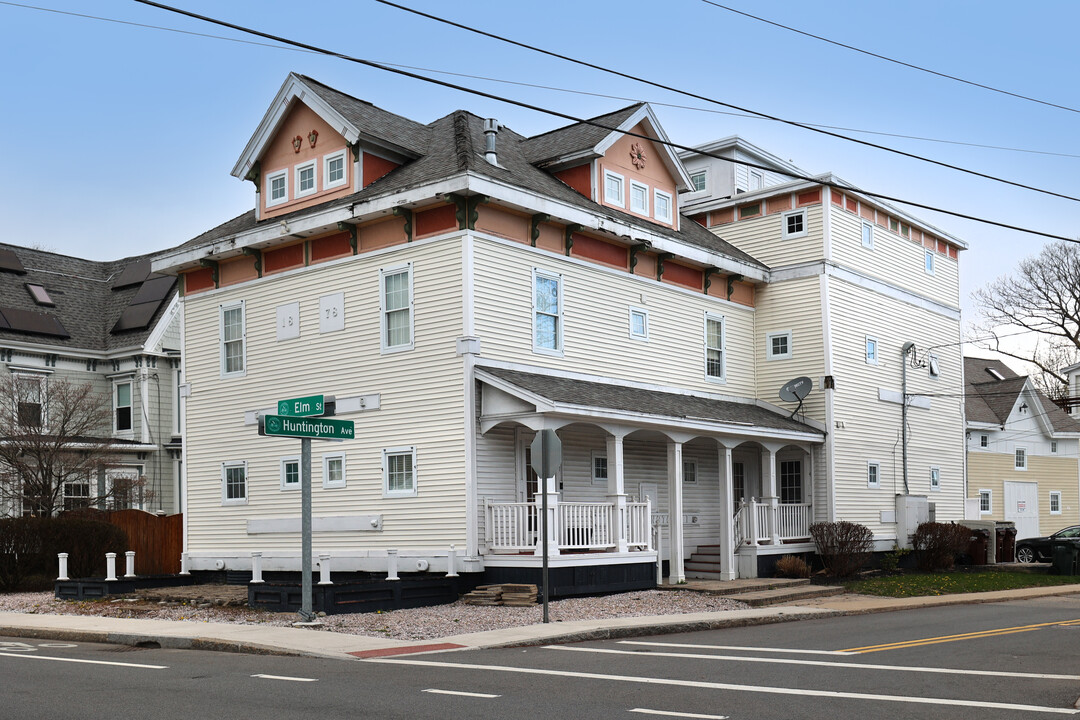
[[362, 152, 399, 188], [729, 280, 754, 307], [948, 245, 958, 260], [923, 235, 936, 250], [359, 216, 408, 251], [475, 205, 530, 244], [796, 189, 821, 207], [553, 164, 591, 196], [633, 251, 657, 279], [218, 256, 258, 287], [713, 207, 735, 225], [859, 204, 874, 221], [310, 231, 353, 263], [415, 204, 458, 238], [738, 203, 761, 220], [691, 213, 708, 227], [845, 196, 858, 213], [571, 233, 628, 270], [662, 261, 703, 290], [831, 190, 843, 206], [183, 267, 215, 294], [767, 195, 792, 214], [874, 211, 888, 228], [264, 242, 306, 275]]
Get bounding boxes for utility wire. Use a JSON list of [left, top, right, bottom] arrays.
[[134, 1, 1080, 244], [377, 0, 1080, 205], [4, 1, 1076, 160], [700, 0, 1080, 116]]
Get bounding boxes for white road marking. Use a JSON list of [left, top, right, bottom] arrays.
[[620, 641, 854, 656], [0, 642, 36, 652], [36, 643, 77, 648], [423, 689, 501, 698], [549, 645, 1080, 681], [629, 709, 728, 719], [0, 652, 166, 669], [367, 657, 1080, 715], [251, 674, 318, 682]]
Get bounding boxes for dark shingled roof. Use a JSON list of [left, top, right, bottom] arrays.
[[0, 243, 177, 351], [481, 367, 822, 436], [964, 357, 1080, 433], [300, 75, 431, 156], [176, 83, 764, 270], [520, 104, 644, 165]]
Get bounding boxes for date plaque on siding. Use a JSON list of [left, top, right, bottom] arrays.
[[259, 414, 354, 440]]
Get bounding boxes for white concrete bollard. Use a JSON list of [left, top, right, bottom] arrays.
[[446, 545, 459, 578], [318, 553, 332, 585], [57, 553, 69, 582], [250, 552, 264, 584], [386, 549, 399, 581], [125, 551, 136, 578], [180, 552, 191, 575], [105, 552, 117, 582]]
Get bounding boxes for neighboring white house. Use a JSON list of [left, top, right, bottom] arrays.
[[150, 73, 968, 593]]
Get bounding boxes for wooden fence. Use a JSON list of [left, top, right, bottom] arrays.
[[99, 510, 183, 576]]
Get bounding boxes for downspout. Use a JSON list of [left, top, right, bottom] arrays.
[[901, 341, 914, 495]]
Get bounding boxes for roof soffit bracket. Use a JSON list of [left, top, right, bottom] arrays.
[[703, 266, 720, 294], [391, 207, 414, 242], [241, 248, 263, 277], [629, 243, 650, 275], [530, 213, 550, 247], [199, 259, 219, 288], [727, 274, 744, 301], [244, 161, 261, 194], [655, 252, 674, 281], [449, 194, 488, 231], [348, 141, 360, 163], [564, 224, 582, 257], [337, 221, 359, 254]]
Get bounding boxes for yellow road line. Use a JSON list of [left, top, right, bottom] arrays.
[[842, 619, 1080, 654]]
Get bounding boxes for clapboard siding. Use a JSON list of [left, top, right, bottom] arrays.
[[472, 236, 757, 398], [753, 276, 826, 423], [967, 452, 1080, 528], [182, 236, 468, 553], [710, 204, 824, 269]]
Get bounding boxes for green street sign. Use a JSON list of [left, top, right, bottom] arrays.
[[259, 414, 355, 440], [276, 394, 326, 417]]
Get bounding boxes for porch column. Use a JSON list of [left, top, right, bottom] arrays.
[[606, 432, 629, 553], [716, 442, 736, 581], [667, 440, 685, 583], [761, 445, 779, 545]]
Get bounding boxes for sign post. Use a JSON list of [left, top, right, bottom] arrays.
[[258, 394, 350, 624], [530, 429, 561, 624]]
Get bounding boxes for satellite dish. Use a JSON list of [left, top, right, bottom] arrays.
[[779, 376, 813, 403]]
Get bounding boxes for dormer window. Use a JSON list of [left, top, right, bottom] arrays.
[[629, 181, 649, 215], [266, 170, 288, 207], [690, 170, 707, 193], [654, 190, 673, 223], [25, 283, 54, 307], [323, 150, 347, 190], [295, 161, 317, 198], [603, 170, 625, 208]]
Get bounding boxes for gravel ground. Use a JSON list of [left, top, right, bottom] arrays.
[[0, 590, 750, 641]]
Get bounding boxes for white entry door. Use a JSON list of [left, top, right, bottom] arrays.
[[1004, 481, 1040, 540]]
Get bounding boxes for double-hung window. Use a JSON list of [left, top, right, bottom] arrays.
[[979, 489, 992, 514], [383, 447, 417, 497], [221, 461, 247, 505], [13, 374, 46, 428], [220, 302, 246, 377], [295, 161, 316, 198], [929, 466, 941, 491], [323, 150, 347, 190], [63, 477, 91, 512], [924, 250, 935, 275], [114, 380, 132, 432], [629, 181, 649, 215], [654, 190, 673, 223], [683, 459, 697, 484], [591, 452, 608, 485], [861, 222, 874, 249], [865, 336, 878, 365], [603, 170, 625, 207], [705, 313, 725, 381], [380, 264, 413, 352], [533, 269, 563, 355], [266, 170, 288, 207], [1015, 447, 1027, 470], [1051, 491, 1062, 514], [867, 461, 880, 489], [629, 307, 649, 341], [780, 461, 802, 503], [323, 452, 346, 489]]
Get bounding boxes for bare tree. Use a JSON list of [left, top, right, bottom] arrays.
[[974, 241, 1080, 397], [0, 376, 144, 517]]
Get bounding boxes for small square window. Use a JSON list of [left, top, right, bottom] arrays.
[[683, 459, 697, 484], [280, 457, 300, 491], [630, 181, 649, 215], [654, 190, 673, 223], [865, 336, 878, 365], [323, 453, 346, 489], [767, 331, 792, 360], [980, 434, 988, 448], [629, 307, 649, 340], [323, 150, 347, 190], [384, 447, 416, 497], [1015, 448, 1027, 470], [296, 162, 316, 198], [929, 466, 940, 491], [861, 223, 874, 250], [782, 210, 806, 239], [1051, 491, 1062, 514], [591, 452, 608, 485], [925, 250, 935, 275], [603, 170, 625, 207], [867, 462, 880, 489], [690, 170, 707, 193], [979, 489, 992, 514], [266, 170, 288, 207]]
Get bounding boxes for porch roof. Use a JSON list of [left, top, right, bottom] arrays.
[[478, 367, 824, 441]]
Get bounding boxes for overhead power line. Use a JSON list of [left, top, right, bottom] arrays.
[[5, 0, 1076, 161], [700, 0, 1080, 116], [376, 0, 1080, 205], [131, 1, 1077, 243]]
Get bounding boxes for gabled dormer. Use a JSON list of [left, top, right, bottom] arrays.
[[678, 136, 805, 205], [232, 73, 428, 221], [522, 104, 692, 231]]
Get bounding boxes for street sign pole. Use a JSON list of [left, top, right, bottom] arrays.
[[530, 429, 561, 625], [541, 471, 549, 624], [300, 437, 313, 623]]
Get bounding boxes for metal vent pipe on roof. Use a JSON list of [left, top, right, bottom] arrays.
[[484, 118, 499, 165]]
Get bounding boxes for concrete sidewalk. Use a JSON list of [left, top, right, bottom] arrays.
[[1, 584, 1078, 661]]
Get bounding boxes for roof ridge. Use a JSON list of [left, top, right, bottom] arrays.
[[523, 102, 645, 143]]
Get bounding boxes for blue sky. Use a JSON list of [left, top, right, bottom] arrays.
[[2, 0, 1078, 337]]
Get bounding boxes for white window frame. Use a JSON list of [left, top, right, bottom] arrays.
[[628, 307, 649, 341], [280, 456, 300, 492], [689, 169, 707, 193], [654, 189, 674, 223], [929, 466, 940, 492], [380, 263, 414, 353], [12, 372, 47, 431], [591, 451, 608, 486], [1015, 447, 1027, 470], [295, 160, 317, 198], [924, 250, 935, 275], [867, 461, 880, 489], [323, 149, 347, 190], [105, 465, 146, 511], [220, 301, 246, 378], [766, 330, 792, 361], [629, 180, 649, 215], [861, 222, 874, 250], [221, 461, 248, 506], [782, 209, 807, 239], [865, 335, 878, 365], [266, 169, 288, 207], [532, 268, 564, 356], [704, 312, 726, 383], [749, 169, 763, 190], [113, 379, 133, 434], [1050, 491, 1062, 515], [683, 459, 697, 484], [322, 452, 346, 489], [603, 169, 625, 208], [979, 489, 992, 514], [928, 354, 940, 379], [383, 446, 417, 498]]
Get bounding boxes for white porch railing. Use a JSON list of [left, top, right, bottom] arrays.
[[486, 499, 652, 553], [735, 500, 813, 545]]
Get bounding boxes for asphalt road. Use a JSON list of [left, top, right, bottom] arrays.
[[3, 595, 1079, 719]]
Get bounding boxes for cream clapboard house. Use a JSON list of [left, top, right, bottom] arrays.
[[0, 243, 184, 516], [152, 73, 967, 593], [965, 357, 1080, 540]]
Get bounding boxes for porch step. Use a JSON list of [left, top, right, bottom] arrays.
[[674, 576, 811, 595], [723, 584, 844, 607]]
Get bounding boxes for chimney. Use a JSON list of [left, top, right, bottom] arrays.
[[484, 118, 500, 166]]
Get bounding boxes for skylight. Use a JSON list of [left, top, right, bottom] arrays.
[[25, 283, 55, 307]]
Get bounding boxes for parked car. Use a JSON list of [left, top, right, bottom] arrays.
[[1015, 526, 1080, 563]]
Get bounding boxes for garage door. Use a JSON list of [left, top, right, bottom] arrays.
[[1004, 481, 1040, 540]]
